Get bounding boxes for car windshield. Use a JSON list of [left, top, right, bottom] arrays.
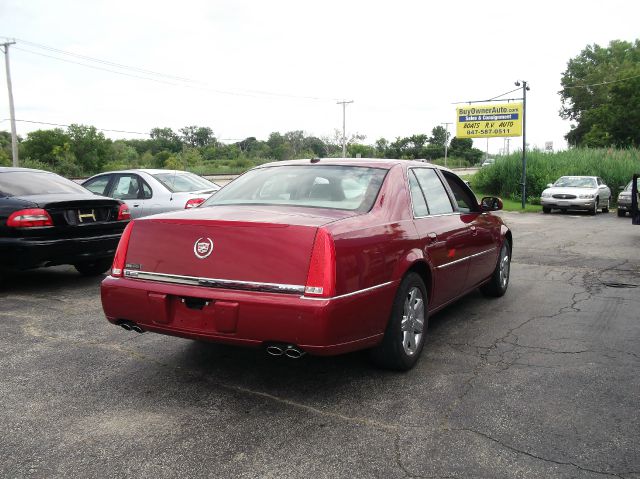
[[0, 171, 89, 197], [153, 172, 219, 193], [554, 177, 597, 188], [202, 165, 388, 212]]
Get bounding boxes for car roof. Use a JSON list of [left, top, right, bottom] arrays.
[[255, 158, 454, 172], [559, 175, 597, 179], [89, 169, 189, 175], [0, 166, 54, 174]]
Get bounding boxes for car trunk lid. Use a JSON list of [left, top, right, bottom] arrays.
[[123, 205, 352, 288]]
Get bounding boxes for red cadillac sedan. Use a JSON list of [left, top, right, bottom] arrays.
[[101, 159, 511, 370]]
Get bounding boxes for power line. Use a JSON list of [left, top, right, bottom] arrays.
[[5, 37, 339, 102], [2, 118, 150, 135], [562, 72, 640, 89]]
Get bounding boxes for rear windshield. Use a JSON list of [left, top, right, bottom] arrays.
[[153, 172, 219, 193], [0, 171, 89, 197], [554, 177, 597, 188], [202, 165, 387, 212]]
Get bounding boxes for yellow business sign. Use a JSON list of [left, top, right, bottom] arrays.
[[456, 102, 523, 138]]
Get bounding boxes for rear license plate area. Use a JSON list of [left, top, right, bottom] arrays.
[[170, 296, 239, 334]]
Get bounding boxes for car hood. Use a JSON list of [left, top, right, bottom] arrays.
[[542, 187, 598, 196]]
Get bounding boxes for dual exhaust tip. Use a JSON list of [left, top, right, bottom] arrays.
[[119, 321, 144, 334], [265, 343, 306, 359]]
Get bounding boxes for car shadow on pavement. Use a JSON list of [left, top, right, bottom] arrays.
[[0, 266, 105, 294]]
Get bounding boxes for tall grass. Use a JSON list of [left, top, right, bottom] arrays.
[[473, 148, 640, 200]]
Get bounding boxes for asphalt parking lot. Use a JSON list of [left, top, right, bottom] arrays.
[[1, 211, 639, 479]]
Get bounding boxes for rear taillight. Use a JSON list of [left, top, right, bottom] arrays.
[[7, 208, 53, 228], [111, 222, 135, 277], [117, 203, 131, 220], [304, 228, 336, 298], [185, 198, 205, 209]]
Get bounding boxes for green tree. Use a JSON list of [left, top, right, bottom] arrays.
[[21, 128, 71, 167], [560, 39, 640, 147], [180, 126, 216, 148], [149, 127, 182, 153], [429, 126, 449, 147], [66, 124, 111, 174]]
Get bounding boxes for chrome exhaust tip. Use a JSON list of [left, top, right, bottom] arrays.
[[131, 325, 144, 333], [266, 344, 284, 356], [119, 322, 132, 331], [284, 346, 305, 359]]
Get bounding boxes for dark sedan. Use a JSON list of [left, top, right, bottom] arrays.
[[0, 167, 130, 276]]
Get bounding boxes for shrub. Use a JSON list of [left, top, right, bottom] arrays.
[[473, 148, 640, 199]]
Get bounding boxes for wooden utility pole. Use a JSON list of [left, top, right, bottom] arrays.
[[337, 100, 353, 157], [2, 41, 19, 167]]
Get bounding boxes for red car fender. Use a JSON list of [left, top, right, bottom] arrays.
[[389, 247, 435, 304]]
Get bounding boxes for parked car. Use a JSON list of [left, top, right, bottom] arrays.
[[481, 157, 495, 167], [617, 178, 638, 217], [82, 169, 220, 218], [0, 167, 130, 276], [101, 159, 511, 370], [540, 176, 611, 215]]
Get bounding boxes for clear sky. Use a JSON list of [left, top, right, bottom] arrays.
[[1, 0, 638, 154]]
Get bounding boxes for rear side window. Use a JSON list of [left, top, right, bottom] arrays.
[[408, 170, 429, 217], [111, 175, 144, 200], [203, 165, 387, 212], [0, 171, 88, 197], [412, 168, 453, 215], [153, 172, 219, 193]]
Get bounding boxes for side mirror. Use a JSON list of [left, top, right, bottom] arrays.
[[481, 196, 503, 212], [619, 185, 626, 190], [546, 183, 553, 188]]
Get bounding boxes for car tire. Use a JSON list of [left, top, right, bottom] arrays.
[[370, 272, 427, 371], [602, 197, 610, 213], [74, 259, 112, 276], [590, 197, 598, 215], [480, 240, 511, 298], [542, 207, 551, 214], [617, 209, 626, 217]]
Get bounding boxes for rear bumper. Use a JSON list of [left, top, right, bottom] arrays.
[[0, 233, 122, 270], [101, 276, 397, 356]]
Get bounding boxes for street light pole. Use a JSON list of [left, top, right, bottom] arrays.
[[441, 122, 452, 167], [515, 80, 530, 209], [337, 100, 353, 157], [2, 41, 19, 167]]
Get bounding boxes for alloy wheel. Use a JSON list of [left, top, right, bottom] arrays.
[[400, 287, 425, 356]]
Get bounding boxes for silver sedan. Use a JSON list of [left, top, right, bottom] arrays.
[[540, 176, 611, 215], [82, 169, 220, 218]]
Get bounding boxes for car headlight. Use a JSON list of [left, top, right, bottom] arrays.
[[578, 193, 595, 199], [541, 192, 551, 198]]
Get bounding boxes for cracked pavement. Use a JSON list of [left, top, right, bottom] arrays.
[[1, 211, 639, 478]]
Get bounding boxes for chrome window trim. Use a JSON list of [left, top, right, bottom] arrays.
[[123, 269, 305, 294], [301, 281, 395, 301], [435, 248, 497, 270]]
